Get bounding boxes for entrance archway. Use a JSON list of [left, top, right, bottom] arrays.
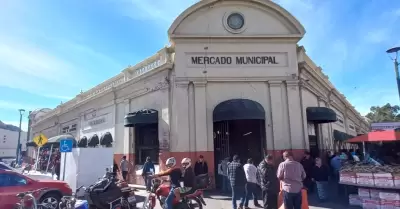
[[213, 99, 266, 189]]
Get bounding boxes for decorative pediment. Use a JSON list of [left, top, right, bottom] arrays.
[[168, 0, 305, 40]]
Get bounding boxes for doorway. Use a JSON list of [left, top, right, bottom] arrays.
[[213, 99, 266, 189]]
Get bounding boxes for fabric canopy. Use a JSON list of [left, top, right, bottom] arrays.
[[213, 99, 265, 122], [333, 130, 354, 141], [347, 130, 400, 143], [306, 107, 337, 124], [124, 109, 158, 127]]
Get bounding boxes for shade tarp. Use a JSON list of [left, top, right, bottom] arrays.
[[347, 130, 400, 143], [306, 107, 337, 124], [124, 109, 158, 127], [213, 99, 265, 122], [47, 134, 77, 145]]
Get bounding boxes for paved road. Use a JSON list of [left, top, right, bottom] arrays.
[[134, 189, 353, 209]]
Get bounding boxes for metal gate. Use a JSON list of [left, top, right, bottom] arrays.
[[213, 121, 230, 164]]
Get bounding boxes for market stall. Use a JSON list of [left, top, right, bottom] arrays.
[[339, 130, 400, 208]]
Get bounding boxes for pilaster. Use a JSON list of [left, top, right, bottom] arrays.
[[171, 81, 190, 152], [268, 81, 289, 150], [286, 80, 305, 150], [193, 81, 208, 151]]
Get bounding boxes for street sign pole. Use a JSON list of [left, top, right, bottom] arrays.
[[45, 144, 54, 173], [62, 152, 67, 181], [59, 139, 73, 181]]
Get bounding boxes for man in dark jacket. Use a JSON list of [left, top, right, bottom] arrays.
[[228, 155, 246, 209], [194, 155, 208, 176], [258, 155, 279, 209], [300, 151, 314, 193], [142, 156, 155, 191]]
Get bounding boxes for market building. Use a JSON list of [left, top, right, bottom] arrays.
[[29, 0, 370, 184]]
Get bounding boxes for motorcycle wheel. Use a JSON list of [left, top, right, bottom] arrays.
[[185, 197, 203, 209]]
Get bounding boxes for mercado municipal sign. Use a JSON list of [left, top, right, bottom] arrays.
[[187, 53, 287, 67]]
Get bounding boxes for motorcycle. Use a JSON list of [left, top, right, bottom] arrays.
[[82, 168, 137, 209], [143, 174, 209, 209]]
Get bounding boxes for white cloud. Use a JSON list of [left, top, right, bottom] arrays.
[[2, 121, 29, 132], [0, 100, 39, 111], [112, 0, 199, 26]]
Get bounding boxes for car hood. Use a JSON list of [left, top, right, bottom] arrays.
[[36, 179, 66, 184]]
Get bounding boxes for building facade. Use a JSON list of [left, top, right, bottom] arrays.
[[30, 0, 370, 184], [0, 127, 27, 158]]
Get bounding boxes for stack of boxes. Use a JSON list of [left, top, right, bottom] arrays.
[[349, 188, 400, 209]]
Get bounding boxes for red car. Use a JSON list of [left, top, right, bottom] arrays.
[[0, 169, 72, 209]]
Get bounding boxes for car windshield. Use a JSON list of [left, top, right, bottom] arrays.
[[0, 163, 14, 171]]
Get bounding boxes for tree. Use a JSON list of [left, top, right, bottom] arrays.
[[365, 103, 400, 122]]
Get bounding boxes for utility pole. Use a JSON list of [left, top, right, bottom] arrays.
[[386, 47, 400, 101], [16, 109, 25, 164]]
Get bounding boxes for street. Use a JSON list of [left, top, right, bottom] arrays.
[[134, 189, 353, 209]]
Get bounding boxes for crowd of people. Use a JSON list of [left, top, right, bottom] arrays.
[[216, 150, 357, 209]]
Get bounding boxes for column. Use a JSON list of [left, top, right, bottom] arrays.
[[269, 81, 290, 151], [264, 82, 274, 152], [286, 80, 305, 151], [171, 81, 190, 152], [193, 81, 208, 152], [188, 82, 196, 153]]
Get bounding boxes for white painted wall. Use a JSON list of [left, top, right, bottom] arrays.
[[0, 128, 27, 157]]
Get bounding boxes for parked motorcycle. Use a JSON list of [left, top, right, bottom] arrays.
[[80, 168, 137, 209], [143, 174, 209, 209]]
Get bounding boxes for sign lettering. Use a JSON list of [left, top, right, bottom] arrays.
[[186, 53, 288, 67], [191, 56, 278, 65], [89, 117, 106, 126]]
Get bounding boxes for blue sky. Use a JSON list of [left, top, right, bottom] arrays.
[[1, 0, 399, 131]]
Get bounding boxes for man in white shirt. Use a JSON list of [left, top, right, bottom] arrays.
[[243, 158, 261, 208]]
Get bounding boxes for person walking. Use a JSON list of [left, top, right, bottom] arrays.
[[194, 155, 209, 176], [120, 156, 129, 181], [219, 157, 231, 193], [228, 155, 247, 209], [244, 158, 261, 208], [312, 157, 329, 202], [300, 151, 314, 193], [277, 151, 306, 209], [258, 155, 279, 209], [142, 156, 155, 191]]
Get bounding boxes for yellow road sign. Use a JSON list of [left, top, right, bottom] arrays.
[[33, 134, 48, 147]]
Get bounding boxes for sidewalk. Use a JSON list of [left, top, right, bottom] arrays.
[[134, 189, 354, 209]]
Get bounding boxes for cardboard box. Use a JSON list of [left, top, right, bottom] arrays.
[[349, 194, 361, 206], [371, 190, 382, 199], [362, 198, 381, 209], [380, 192, 400, 201], [394, 200, 400, 209], [357, 173, 375, 186], [393, 174, 400, 188], [359, 188, 371, 198], [340, 172, 357, 184], [381, 200, 396, 209], [374, 173, 395, 187]]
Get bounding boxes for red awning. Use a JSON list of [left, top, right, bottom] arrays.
[[347, 130, 400, 143]]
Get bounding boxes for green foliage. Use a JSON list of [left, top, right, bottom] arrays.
[[365, 103, 400, 122]]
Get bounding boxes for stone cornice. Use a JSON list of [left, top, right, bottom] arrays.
[[298, 58, 368, 127], [33, 49, 174, 126], [268, 80, 283, 86], [193, 80, 207, 87]]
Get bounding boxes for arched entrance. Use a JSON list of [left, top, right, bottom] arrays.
[[213, 99, 266, 189]]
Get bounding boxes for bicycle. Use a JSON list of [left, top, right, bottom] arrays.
[[14, 188, 50, 209]]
